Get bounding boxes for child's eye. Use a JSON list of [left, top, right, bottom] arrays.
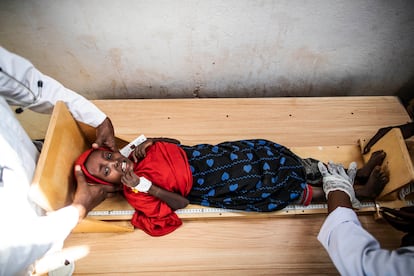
[[104, 167, 110, 176], [106, 152, 112, 160]]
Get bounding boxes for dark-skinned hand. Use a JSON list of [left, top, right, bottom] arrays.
[[130, 137, 180, 162], [121, 170, 140, 188], [131, 139, 154, 162], [93, 117, 117, 152], [72, 165, 122, 220]]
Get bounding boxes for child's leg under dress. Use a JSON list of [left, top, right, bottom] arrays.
[[181, 139, 308, 212], [294, 158, 325, 205]]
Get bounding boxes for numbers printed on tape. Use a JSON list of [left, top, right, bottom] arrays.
[[87, 202, 379, 217]]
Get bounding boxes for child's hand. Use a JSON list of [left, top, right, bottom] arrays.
[[121, 170, 140, 188], [131, 139, 154, 162], [122, 171, 152, 193]]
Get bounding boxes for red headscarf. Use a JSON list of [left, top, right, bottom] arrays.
[[74, 147, 113, 185]]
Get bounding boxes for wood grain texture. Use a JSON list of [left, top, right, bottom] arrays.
[[360, 128, 414, 200], [61, 96, 411, 275], [65, 215, 404, 275], [30, 101, 83, 211], [92, 96, 411, 147]]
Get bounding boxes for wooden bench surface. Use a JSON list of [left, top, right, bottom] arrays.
[[84, 97, 413, 221], [93, 96, 410, 147], [57, 96, 412, 275], [31, 97, 413, 223]]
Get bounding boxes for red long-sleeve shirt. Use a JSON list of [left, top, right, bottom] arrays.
[[123, 142, 193, 236]]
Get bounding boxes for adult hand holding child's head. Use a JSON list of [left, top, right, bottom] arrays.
[[72, 165, 122, 220], [93, 117, 117, 151]]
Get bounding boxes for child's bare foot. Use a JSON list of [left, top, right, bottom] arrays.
[[355, 165, 389, 200], [356, 150, 386, 184]]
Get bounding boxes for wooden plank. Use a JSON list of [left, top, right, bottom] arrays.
[[31, 97, 412, 225], [72, 218, 133, 233], [92, 96, 411, 147], [61, 96, 410, 275], [30, 101, 89, 211], [64, 215, 404, 275], [360, 128, 414, 200]]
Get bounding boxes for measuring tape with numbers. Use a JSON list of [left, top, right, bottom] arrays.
[[87, 201, 393, 218]]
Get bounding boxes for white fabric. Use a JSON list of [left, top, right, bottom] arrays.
[[318, 161, 361, 209], [318, 207, 414, 276], [0, 97, 38, 190], [0, 206, 79, 276], [0, 46, 106, 127], [0, 46, 106, 275]]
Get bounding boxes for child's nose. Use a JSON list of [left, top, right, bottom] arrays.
[[109, 160, 118, 167]]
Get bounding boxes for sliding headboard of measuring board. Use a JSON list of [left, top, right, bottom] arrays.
[[29, 101, 133, 232]]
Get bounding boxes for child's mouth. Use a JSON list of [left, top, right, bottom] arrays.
[[121, 160, 127, 172]]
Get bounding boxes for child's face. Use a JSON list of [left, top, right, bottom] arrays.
[[85, 150, 134, 185]]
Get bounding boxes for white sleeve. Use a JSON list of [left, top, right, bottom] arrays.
[[0, 206, 79, 276], [318, 207, 414, 275], [0, 46, 106, 127]]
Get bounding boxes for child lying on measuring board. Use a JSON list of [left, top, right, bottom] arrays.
[[75, 135, 388, 236]]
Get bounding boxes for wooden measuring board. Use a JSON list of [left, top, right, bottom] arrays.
[[87, 201, 379, 220], [30, 101, 133, 232], [360, 128, 414, 200], [30, 97, 413, 233], [30, 101, 86, 211]]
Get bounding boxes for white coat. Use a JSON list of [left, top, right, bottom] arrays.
[[318, 207, 414, 275], [0, 46, 106, 275]]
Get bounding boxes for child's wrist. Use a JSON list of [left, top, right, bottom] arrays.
[[138, 177, 152, 192], [130, 177, 152, 193]]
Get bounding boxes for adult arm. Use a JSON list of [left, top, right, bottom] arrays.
[[318, 205, 414, 275], [71, 165, 122, 219], [317, 162, 414, 275], [0, 46, 116, 150], [0, 204, 80, 275], [0, 166, 120, 275], [326, 190, 352, 213], [363, 122, 414, 154]]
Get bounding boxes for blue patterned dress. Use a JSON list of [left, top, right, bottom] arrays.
[[179, 139, 307, 212]]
